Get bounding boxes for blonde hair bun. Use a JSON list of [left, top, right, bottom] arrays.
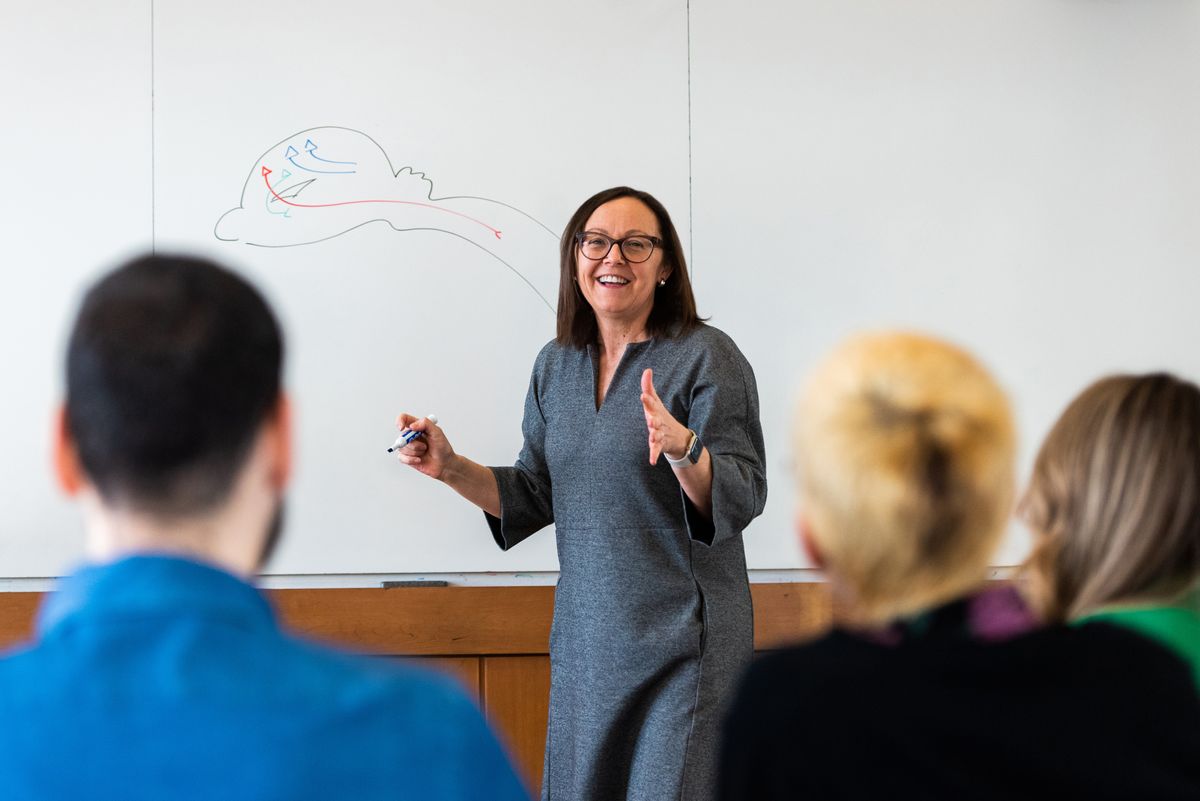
[[796, 332, 1016, 624]]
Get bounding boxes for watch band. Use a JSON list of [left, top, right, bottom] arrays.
[[665, 430, 700, 467]]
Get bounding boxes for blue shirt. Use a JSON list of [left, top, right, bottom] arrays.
[[0, 555, 529, 801]]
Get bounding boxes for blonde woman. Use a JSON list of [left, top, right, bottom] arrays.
[[719, 333, 1200, 801], [1021, 373, 1200, 687]]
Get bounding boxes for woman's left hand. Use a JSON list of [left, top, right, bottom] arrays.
[[640, 368, 691, 466]]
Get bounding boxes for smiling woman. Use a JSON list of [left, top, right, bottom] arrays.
[[394, 186, 767, 801], [557, 189, 702, 357]]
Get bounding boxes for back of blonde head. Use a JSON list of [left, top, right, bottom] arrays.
[[1021, 374, 1200, 622], [796, 332, 1015, 625]]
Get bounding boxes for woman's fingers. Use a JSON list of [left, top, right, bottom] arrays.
[[396, 413, 442, 437], [642, 368, 664, 402], [648, 417, 663, 464], [642, 371, 669, 464], [641, 369, 689, 465], [392, 412, 455, 479], [641, 371, 672, 417]]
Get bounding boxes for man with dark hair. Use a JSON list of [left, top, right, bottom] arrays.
[[0, 254, 528, 800]]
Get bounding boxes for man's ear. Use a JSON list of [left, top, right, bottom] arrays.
[[797, 511, 826, 571], [267, 393, 293, 491], [52, 405, 85, 497]]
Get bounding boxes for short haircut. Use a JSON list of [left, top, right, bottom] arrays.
[[556, 186, 702, 348], [1020, 373, 1200, 621], [795, 332, 1016, 624], [66, 253, 283, 517]]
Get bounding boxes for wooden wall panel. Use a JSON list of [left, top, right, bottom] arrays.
[[0, 583, 834, 653], [751, 583, 833, 649], [413, 656, 482, 702], [267, 586, 555, 655], [0, 593, 39, 650], [482, 655, 552, 798]]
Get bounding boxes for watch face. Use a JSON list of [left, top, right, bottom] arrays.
[[686, 432, 702, 464]]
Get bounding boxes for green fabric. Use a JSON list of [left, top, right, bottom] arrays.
[[1078, 602, 1200, 692]]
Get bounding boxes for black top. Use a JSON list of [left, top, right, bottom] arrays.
[[719, 593, 1200, 801]]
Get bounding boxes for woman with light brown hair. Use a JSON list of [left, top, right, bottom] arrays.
[[1021, 372, 1200, 687], [719, 334, 1200, 801]]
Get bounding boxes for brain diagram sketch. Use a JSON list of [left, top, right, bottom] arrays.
[[215, 126, 558, 311]]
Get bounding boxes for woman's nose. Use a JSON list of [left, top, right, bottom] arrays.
[[604, 241, 627, 265]]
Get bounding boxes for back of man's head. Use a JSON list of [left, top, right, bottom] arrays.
[[66, 253, 283, 517]]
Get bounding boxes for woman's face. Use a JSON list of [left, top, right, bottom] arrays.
[[575, 197, 669, 331]]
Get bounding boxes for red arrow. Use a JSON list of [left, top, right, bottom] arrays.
[[261, 166, 502, 239]]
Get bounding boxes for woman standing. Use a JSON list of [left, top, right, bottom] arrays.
[[396, 186, 766, 801]]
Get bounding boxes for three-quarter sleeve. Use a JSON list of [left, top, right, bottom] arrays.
[[485, 354, 554, 550], [682, 338, 767, 546]]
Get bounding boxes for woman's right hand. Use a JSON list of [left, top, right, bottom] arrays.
[[394, 413, 457, 481]]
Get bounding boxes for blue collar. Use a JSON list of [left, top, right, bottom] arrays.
[[37, 554, 277, 639]]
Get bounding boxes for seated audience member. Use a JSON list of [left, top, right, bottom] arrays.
[[0, 255, 528, 801], [718, 333, 1200, 801], [1021, 373, 1200, 687]]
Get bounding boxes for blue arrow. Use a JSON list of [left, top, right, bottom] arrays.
[[282, 142, 355, 174], [265, 192, 290, 218], [286, 154, 354, 174], [305, 138, 357, 166]]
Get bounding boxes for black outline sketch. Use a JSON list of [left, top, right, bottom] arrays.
[[215, 126, 558, 312]]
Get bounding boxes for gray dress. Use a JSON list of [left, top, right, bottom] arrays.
[[486, 324, 767, 801]]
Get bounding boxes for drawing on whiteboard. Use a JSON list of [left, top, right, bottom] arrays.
[[214, 126, 558, 311]]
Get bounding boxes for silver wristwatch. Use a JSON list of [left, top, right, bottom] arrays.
[[665, 430, 702, 467]]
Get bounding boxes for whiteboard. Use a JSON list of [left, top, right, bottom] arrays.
[[0, 2, 152, 577], [1, 1, 1198, 578], [690, 0, 1200, 566]]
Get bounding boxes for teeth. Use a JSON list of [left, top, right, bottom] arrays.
[[598, 276, 629, 285]]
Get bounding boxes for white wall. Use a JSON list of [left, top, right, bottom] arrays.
[[692, 0, 1200, 566], [1, 0, 1197, 578], [0, 1, 153, 576]]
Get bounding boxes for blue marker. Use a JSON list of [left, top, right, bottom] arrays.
[[388, 414, 439, 453]]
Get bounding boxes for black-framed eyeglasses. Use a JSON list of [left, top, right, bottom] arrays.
[[575, 232, 663, 264]]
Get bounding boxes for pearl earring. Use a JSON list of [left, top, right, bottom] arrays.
[[658, 278, 667, 287]]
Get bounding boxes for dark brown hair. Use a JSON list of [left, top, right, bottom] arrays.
[[556, 186, 703, 347], [1020, 373, 1200, 621], [67, 253, 283, 516]]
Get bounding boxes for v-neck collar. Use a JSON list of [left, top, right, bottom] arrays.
[[587, 338, 653, 413]]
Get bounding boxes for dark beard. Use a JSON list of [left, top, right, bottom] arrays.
[[257, 500, 286, 571]]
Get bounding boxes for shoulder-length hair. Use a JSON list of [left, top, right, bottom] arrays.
[[556, 186, 702, 348], [1019, 373, 1200, 622]]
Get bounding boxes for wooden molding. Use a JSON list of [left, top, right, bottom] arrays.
[[0, 593, 39, 651], [268, 586, 557, 655], [750, 582, 832, 649], [0, 583, 833, 654]]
